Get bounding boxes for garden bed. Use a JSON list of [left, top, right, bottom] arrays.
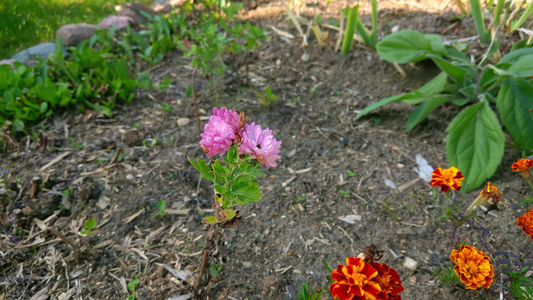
[[1, 1, 532, 299]]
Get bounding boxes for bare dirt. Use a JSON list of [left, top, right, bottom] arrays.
[[1, 1, 533, 300]]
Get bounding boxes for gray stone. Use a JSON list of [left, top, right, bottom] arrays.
[[0, 59, 16, 69], [115, 2, 157, 25], [152, 0, 189, 13], [11, 43, 56, 64], [56, 23, 98, 46], [98, 15, 135, 30]]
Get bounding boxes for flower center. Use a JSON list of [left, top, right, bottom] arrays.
[[376, 274, 392, 291], [466, 260, 479, 276], [349, 273, 368, 286]]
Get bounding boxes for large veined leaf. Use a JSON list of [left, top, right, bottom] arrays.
[[445, 101, 504, 192], [354, 72, 448, 120], [406, 96, 449, 131], [496, 78, 533, 150], [376, 30, 443, 63], [498, 48, 533, 65]]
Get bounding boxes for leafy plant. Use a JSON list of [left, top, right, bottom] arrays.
[[256, 86, 279, 107], [355, 30, 533, 192], [189, 146, 266, 224], [508, 266, 533, 299], [296, 281, 323, 300], [80, 218, 97, 235], [153, 199, 167, 218], [341, 5, 359, 54], [209, 263, 221, 277], [127, 277, 140, 300]]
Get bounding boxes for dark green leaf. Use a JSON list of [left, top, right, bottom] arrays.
[[231, 180, 261, 204], [406, 97, 449, 131], [496, 78, 533, 150], [428, 55, 467, 86], [445, 101, 504, 192]]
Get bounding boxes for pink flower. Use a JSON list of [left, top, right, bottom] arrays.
[[212, 107, 245, 135], [238, 122, 281, 167], [200, 107, 245, 156]]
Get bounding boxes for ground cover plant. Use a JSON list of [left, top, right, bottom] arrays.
[[0, 0, 152, 58], [2, 0, 533, 299]]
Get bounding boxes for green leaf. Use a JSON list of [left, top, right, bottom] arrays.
[[406, 97, 449, 131], [354, 93, 405, 120], [231, 180, 261, 204], [496, 78, 533, 150], [445, 101, 504, 192], [226, 146, 238, 163], [355, 72, 448, 120], [203, 216, 218, 224], [85, 218, 97, 230], [341, 5, 359, 55], [233, 163, 266, 180], [376, 30, 443, 63], [428, 55, 467, 86], [188, 157, 214, 181], [498, 48, 533, 65]]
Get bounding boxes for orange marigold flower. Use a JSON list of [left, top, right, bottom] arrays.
[[430, 167, 465, 193], [449, 245, 494, 290], [466, 182, 502, 212], [517, 208, 533, 240], [330, 257, 381, 300], [371, 263, 405, 300], [512, 158, 533, 179]]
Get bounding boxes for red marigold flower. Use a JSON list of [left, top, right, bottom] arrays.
[[449, 245, 494, 290], [330, 257, 381, 300], [517, 208, 533, 240], [512, 158, 533, 179], [430, 167, 465, 193], [371, 262, 405, 300]]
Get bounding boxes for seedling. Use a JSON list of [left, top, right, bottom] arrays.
[[80, 218, 97, 236], [153, 199, 166, 218]]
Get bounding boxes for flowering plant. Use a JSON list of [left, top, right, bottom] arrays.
[[512, 158, 533, 190], [449, 245, 494, 290], [189, 107, 281, 226], [517, 208, 533, 240]]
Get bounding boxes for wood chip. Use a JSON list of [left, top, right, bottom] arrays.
[[38, 152, 71, 172], [269, 26, 295, 39], [123, 209, 144, 224], [177, 251, 203, 257]]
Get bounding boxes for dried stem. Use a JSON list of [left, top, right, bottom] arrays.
[[195, 225, 212, 291], [192, 68, 202, 137]]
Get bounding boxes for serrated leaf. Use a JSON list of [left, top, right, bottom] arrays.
[[233, 163, 266, 179], [406, 97, 449, 131], [231, 180, 261, 204], [188, 157, 214, 181], [445, 101, 504, 192], [226, 146, 238, 163], [496, 78, 533, 150]]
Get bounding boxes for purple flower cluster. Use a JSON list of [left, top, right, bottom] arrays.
[[200, 107, 281, 167]]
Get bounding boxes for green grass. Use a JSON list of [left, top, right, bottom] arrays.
[[0, 0, 152, 58]]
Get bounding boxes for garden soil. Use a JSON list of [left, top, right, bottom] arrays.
[[1, 1, 532, 299]]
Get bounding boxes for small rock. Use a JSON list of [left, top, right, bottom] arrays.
[[152, 0, 189, 13], [177, 118, 190, 126], [11, 43, 57, 64], [391, 25, 400, 33], [403, 257, 418, 271], [115, 2, 157, 25], [301, 53, 310, 62], [56, 24, 98, 46], [0, 59, 16, 69], [98, 15, 135, 31]]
